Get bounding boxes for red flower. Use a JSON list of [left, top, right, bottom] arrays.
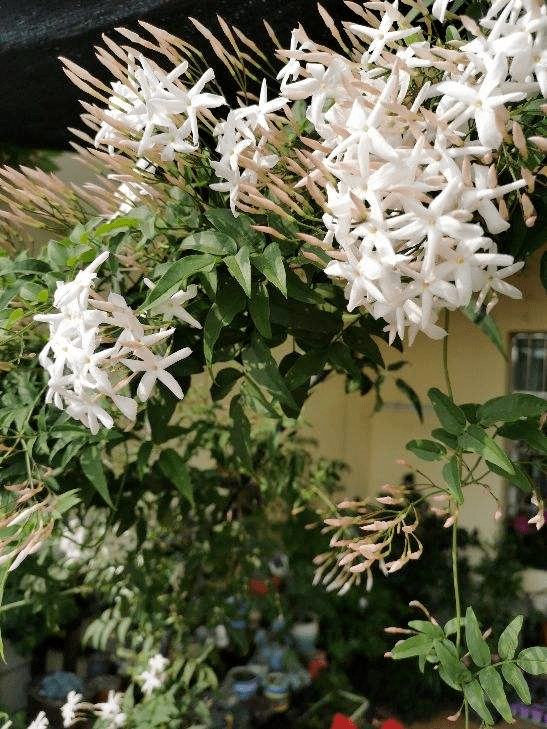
[[380, 719, 405, 729], [330, 713, 358, 729]]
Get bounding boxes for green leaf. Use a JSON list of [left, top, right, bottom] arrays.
[[428, 388, 466, 435], [395, 379, 423, 422], [479, 393, 547, 426], [328, 341, 362, 380], [229, 396, 252, 473], [487, 460, 534, 494], [241, 337, 297, 409], [252, 242, 287, 296], [141, 254, 216, 310], [157, 449, 193, 505], [80, 446, 113, 507], [224, 246, 252, 297], [465, 607, 491, 668], [406, 439, 447, 461], [343, 327, 385, 367], [501, 662, 531, 704], [459, 424, 515, 474], [249, 281, 271, 339], [463, 679, 494, 725], [284, 351, 327, 391], [478, 666, 513, 723], [180, 230, 237, 256], [211, 367, 243, 401], [407, 620, 444, 639], [442, 455, 463, 504], [498, 420, 547, 455], [52, 489, 81, 517], [517, 646, 547, 675], [205, 208, 261, 246], [463, 299, 507, 359], [498, 615, 523, 661], [136, 441, 153, 480], [285, 269, 322, 304], [391, 634, 435, 659], [432, 428, 459, 450], [444, 617, 466, 636], [203, 282, 246, 367], [147, 387, 178, 445], [434, 639, 471, 687], [460, 403, 480, 424]]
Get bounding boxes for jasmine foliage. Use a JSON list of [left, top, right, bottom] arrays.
[[390, 387, 547, 723], [391, 609, 547, 725]]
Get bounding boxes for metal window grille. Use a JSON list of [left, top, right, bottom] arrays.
[[507, 333, 547, 515]]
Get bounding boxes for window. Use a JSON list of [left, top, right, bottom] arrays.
[[507, 332, 547, 516]]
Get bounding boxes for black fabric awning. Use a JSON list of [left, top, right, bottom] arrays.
[[0, 0, 347, 149]]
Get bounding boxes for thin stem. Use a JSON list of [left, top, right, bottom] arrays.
[[443, 310, 453, 399], [452, 519, 461, 654]]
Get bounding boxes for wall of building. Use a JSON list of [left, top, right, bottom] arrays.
[[303, 252, 547, 543]]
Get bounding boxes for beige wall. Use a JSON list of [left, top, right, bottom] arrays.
[[303, 252, 547, 542]]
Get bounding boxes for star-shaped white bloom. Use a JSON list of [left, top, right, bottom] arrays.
[[122, 346, 192, 402]]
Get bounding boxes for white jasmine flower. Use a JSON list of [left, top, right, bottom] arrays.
[[143, 280, 201, 328], [61, 691, 84, 728], [94, 691, 126, 729], [27, 712, 49, 729], [122, 346, 192, 401]]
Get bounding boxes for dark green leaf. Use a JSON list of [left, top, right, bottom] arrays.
[[141, 254, 216, 310], [203, 282, 246, 367], [442, 455, 463, 504], [428, 388, 466, 435], [433, 639, 471, 687], [478, 666, 513, 723], [136, 441, 153, 480], [343, 327, 385, 367], [498, 420, 547, 455], [391, 634, 435, 659], [211, 368, 243, 401], [0, 258, 51, 275], [406, 439, 447, 461], [465, 607, 491, 668], [80, 446, 113, 507], [241, 337, 297, 409], [395, 379, 423, 422], [463, 680, 494, 725], [147, 387, 178, 445], [252, 242, 287, 296], [284, 351, 327, 391], [460, 403, 480, 424], [479, 394, 547, 426], [459, 424, 515, 473], [517, 646, 547, 675], [180, 230, 237, 256], [157, 449, 193, 505], [487, 460, 534, 494], [328, 341, 362, 380], [229, 396, 252, 472], [224, 246, 252, 297], [432, 428, 459, 450], [463, 299, 507, 359], [249, 281, 271, 339], [285, 268, 322, 304], [498, 615, 523, 661], [501, 663, 531, 703]]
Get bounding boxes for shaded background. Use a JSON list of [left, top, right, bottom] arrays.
[[0, 0, 347, 149]]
